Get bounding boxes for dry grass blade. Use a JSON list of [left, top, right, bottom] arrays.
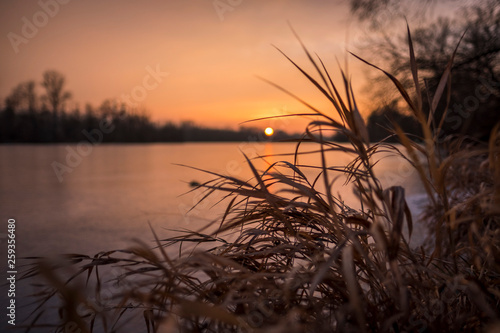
[[489, 123, 500, 207], [406, 22, 422, 116], [383, 186, 407, 260], [349, 82, 370, 145], [342, 244, 367, 332], [430, 31, 466, 117]]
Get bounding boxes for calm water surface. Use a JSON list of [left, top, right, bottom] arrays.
[[1, 142, 426, 258]]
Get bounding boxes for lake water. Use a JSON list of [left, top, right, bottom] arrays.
[[0, 142, 427, 259]]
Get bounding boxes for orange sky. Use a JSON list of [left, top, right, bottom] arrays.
[[0, 1, 458, 133]]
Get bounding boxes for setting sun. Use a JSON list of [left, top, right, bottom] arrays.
[[264, 127, 274, 136]]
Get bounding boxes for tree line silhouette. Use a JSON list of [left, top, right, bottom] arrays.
[[2, 66, 495, 144], [0, 71, 297, 143], [0, 70, 419, 144]]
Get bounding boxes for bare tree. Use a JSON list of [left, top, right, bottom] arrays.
[[5, 80, 37, 113], [24, 81, 37, 114], [41, 70, 71, 117]]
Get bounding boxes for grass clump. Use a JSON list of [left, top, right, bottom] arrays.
[[21, 26, 500, 332]]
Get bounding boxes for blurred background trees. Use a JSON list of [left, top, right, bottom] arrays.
[[350, 0, 500, 142], [0, 71, 292, 143], [41, 70, 72, 118]]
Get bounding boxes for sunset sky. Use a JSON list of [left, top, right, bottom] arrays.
[[0, 1, 461, 132]]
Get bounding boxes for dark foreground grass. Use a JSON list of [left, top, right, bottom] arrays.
[[21, 26, 500, 332]]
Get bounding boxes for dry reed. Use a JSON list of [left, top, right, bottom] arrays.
[[21, 25, 500, 332]]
